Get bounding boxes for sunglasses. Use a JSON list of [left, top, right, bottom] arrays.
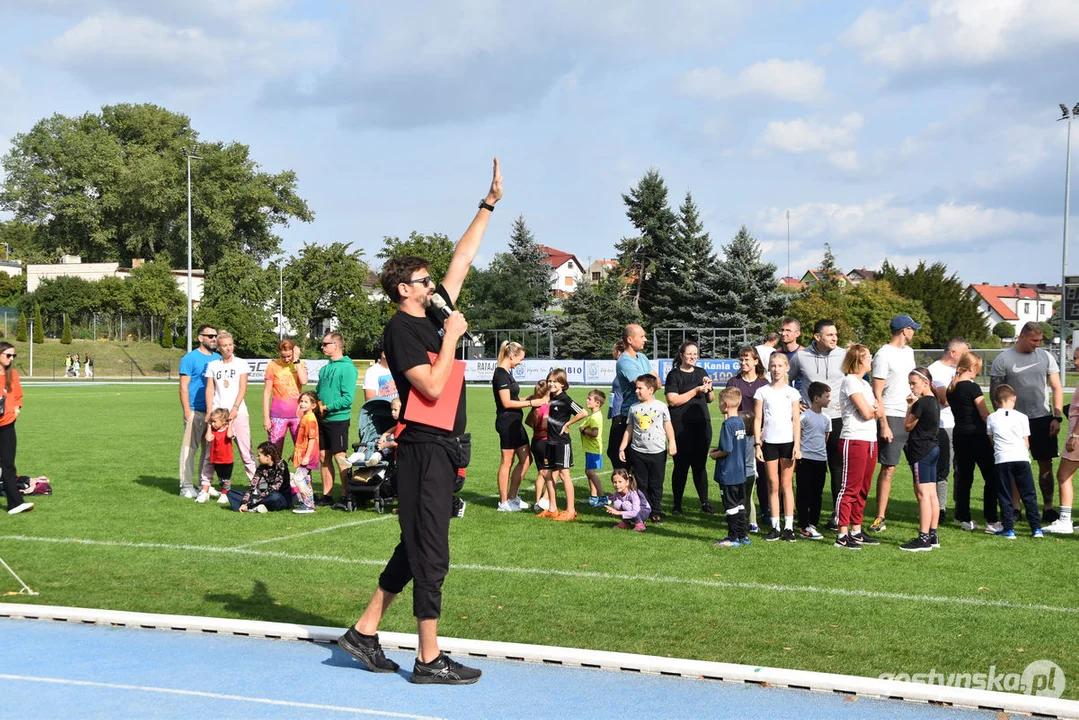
[[1, 353, 14, 358], [201, 333, 218, 339], [404, 276, 433, 288], [320, 340, 336, 347]]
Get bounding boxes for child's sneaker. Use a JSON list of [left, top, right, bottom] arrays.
[[825, 515, 839, 532], [984, 521, 1003, 535], [496, 500, 519, 513], [833, 534, 861, 549], [633, 522, 646, 532], [749, 523, 760, 534], [713, 538, 739, 548], [553, 510, 577, 522], [929, 532, 940, 548], [346, 451, 365, 465], [217, 494, 230, 505], [1032, 528, 1045, 539], [850, 531, 879, 545], [613, 520, 630, 529], [596, 495, 610, 507], [254, 504, 268, 514], [537, 509, 557, 519], [1044, 518, 1073, 534], [365, 452, 383, 467], [868, 516, 886, 533], [900, 536, 932, 552], [780, 528, 797, 542], [511, 496, 531, 511], [206, 486, 220, 498], [800, 525, 824, 540], [738, 537, 752, 546], [195, 490, 209, 504], [587, 496, 601, 507], [995, 528, 1017, 540], [763, 527, 781, 542], [960, 520, 979, 531], [292, 506, 316, 514], [536, 496, 550, 512]]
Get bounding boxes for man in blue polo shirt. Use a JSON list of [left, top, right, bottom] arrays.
[[178, 324, 220, 498], [606, 323, 657, 470]]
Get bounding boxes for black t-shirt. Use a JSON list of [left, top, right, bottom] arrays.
[[947, 380, 987, 438], [547, 391, 583, 445], [492, 366, 521, 417], [664, 366, 711, 431], [904, 396, 940, 463], [382, 284, 466, 440]]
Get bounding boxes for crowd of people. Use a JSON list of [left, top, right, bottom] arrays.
[[489, 317, 1077, 552], [64, 352, 93, 377]]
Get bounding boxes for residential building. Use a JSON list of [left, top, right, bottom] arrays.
[[800, 268, 850, 288], [587, 258, 616, 283], [968, 283, 1055, 333], [538, 244, 584, 298], [26, 255, 205, 303], [0, 260, 21, 278], [778, 276, 805, 290], [846, 268, 877, 285]]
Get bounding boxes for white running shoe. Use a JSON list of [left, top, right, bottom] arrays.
[[1044, 518, 1075, 535], [179, 487, 198, 499], [536, 496, 550, 511], [217, 494, 230, 505], [195, 490, 209, 504], [7, 502, 34, 515], [960, 520, 979, 531], [497, 500, 519, 512], [512, 496, 531, 511], [207, 486, 221, 498], [984, 521, 1003, 535], [254, 504, 268, 514]]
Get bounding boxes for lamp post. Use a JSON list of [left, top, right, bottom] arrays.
[[278, 260, 284, 339], [184, 147, 202, 352], [1059, 103, 1077, 374]]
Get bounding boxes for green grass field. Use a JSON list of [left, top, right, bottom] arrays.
[[3, 383, 1078, 698]]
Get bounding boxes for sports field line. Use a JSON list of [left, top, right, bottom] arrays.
[[4, 534, 1078, 616], [0, 673, 445, 719], [235, 516, 395, 549]]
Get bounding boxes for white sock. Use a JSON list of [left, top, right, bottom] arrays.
[[1061, 506, 1072, 523], [770, 517, 780, 530], [784, 515, 794, 531]]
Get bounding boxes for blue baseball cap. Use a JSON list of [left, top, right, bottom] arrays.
[[890, 314, 922, 332]]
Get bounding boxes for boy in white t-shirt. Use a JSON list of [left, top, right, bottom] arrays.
[[986, 384, 1043, 539]]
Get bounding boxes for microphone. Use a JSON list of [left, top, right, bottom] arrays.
[[429, 293, 476, 345]]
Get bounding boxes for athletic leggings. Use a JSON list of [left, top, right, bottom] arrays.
[[0, 422, 20, 510], [952, 433, 1000, 524], [837, 438, 876, 528], [671, 423, 711, 509]]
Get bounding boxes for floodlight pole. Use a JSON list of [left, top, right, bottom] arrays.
[[279, 262, 284, 340], [1060, 107, 1074, 374], [185, 147, 202, 352]]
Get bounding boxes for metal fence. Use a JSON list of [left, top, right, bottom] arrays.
[[652, 327, 750, 361]]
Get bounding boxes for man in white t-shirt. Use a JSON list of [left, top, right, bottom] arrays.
[[756, 332, 778, 372], [362, 345, 398, 401], [204, 332, 256, 482], [868, 314, 920, 532], [927, 337, 969, 525]]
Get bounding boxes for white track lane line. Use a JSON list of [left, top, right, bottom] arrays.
[[235, 516, 394, 549], [0, 674, 445, 719], [3, 534, 1077, 616]]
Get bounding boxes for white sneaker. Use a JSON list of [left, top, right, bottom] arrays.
[[803, 525, 824, 540], [536, 496, 550, 511], [512, 496, 531, 511], [195, 490, 209, 504], [254, 504, 268, 514], [179, 487, 198, 499], [365, 452, 382, 467], [292, 506, 316, 514], [960, 520, 979, 532], [1044, 518, 1075, 535], [217, 493, 230, 505], [207, 486, 221, 498], [346, 451, 365, 465], [984, 521, 1003, 535], [497, 500, 519, 512], [8, 502, 34, 515]]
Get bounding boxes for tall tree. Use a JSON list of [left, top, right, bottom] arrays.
[[710, 225, 789, 333], [812, 243, 845, 305], [557, 276, 641, 359], [613, 169, 677, 320], [468, 215, 552, 332], [878, 260, 989, 345], [194, 249, 276, 355], [377, 231, 477, 310], [844, 280, 932, 349], [649, 191, 718, 328], [127, 259, 186, 319], [505, 214, 551, 313], [0, 103, 313, 268], [16, 312, 27, 342]]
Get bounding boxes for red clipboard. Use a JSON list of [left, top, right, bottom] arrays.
[[403, 352, 465, 431]]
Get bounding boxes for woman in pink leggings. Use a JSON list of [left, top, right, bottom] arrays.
[[262, 339, 308, 455]]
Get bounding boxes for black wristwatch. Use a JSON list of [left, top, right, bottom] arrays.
[[478, 200, 495, 212]]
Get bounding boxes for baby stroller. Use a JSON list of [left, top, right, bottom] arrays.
[[342, 397, 398, 513]]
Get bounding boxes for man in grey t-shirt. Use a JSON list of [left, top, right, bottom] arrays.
[[990, 322, 1064, 521]]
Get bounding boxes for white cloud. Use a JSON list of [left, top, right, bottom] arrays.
[[680, 59, 826, 103], [759, 113, 863, 154], [843, 0, 1079, 70], [0, 65, 20, 94], [827, 150, 860, 171]]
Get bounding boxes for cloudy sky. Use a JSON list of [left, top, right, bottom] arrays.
[[1, 0, 1077, 284]]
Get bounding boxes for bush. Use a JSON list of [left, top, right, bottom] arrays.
[[15, 312, 27, 342], [152, 362, 170, 374], [992, 321, 1016, 340], [32, 306, 44, 344], [61, 315, 72, 344], [161, 316, 173, 349]]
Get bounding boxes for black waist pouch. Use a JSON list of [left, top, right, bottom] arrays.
[[441, 433, 472, 470]]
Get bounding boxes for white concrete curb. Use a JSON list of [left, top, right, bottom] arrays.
[[2, 603, 1077, 717]]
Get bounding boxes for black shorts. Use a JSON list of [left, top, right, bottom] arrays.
[[319, 419, 350, 455], [545, 440, 573, 470], [1029, 416, 1060, 461], [531, 438, 550, 470], [762, 441, 794, 461], [495, 412, 529, 450]]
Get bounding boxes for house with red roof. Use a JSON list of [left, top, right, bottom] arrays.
[[967, 283, 1055, 333], [538, 244, 585, 299]]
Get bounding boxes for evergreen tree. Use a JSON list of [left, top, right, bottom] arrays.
[[506, 214, 551, 313], [813, 243, 845, 304], [557, 277, 641, 359], [16, 311, 27, 342], [710, 225, 789, 333], [61, 314, 72, 344], [649, 191, 717, 328], [161, 315, 173, 349], [614, 169, 677, 321], [32, 305, 44, 343], [879, 260, 989, 345]]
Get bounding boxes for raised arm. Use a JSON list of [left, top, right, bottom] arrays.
[[443, 157, 503, 304]]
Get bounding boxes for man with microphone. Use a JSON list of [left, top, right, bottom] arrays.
[[337, 158, 502, 685]]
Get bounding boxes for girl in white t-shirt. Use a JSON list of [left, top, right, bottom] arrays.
[[753, 352, 802, 542], [835, 344, 879, 549]]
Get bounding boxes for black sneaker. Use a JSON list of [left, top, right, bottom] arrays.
[[763, 527, 782, 541], [649, 513, 664, 525], [338, 628, 399, 673], [315, 494, 334, 507], [780, 528, 797, 542], [850, 531, 879, 546], [452, 497, 466, 519], [834, 534, 861, 549], [900, 537, 932, 552], [1042, 508, 1060, 524], [938, 509, 947, 526], [700, 503, 717, 515], [929, 532, 940, 548], [670, 507, 683, 516], [410, 652, 482, 685], [825, 515, 839, 532]]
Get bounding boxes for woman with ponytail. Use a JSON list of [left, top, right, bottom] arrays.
[[0, 342, 30, 515], [493, 341, 540, 511]]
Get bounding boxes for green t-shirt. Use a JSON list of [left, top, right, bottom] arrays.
[[580, 410, 603, 454]]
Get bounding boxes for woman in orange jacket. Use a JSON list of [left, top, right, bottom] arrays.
[[0, 342, 30, 515]]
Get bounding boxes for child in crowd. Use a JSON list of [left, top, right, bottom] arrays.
[[198, 408, 233, 504], [796, 382, 831, 540], [710, 387, 750, 547], [540, 369, 588, 521], [753, 352, 801, 542], [228, 441, 290, 513], [900, 367, 942, 552], [579, 389, 607, 507], [346, 397, 401, 467], [620, 374, 677, 524], [525, 379, 552, 512], [987, 384, 1043, 540], [604, 468, 650, 531], [740, 411, 759, 533], [290, 391, 320, 514]]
